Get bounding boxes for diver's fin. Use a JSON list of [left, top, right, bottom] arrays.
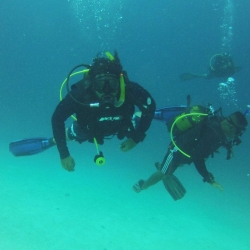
[[162, 174, 186, 201], [180, 73, 204, 81], [9, 137, 55, 157], [154, 106, 187, 122]]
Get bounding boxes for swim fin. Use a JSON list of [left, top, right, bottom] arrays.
[[9, 137, 55, 157], [162, 174, 186, 201], [180, 73, 204, 81], [154, 106, 187, 122]]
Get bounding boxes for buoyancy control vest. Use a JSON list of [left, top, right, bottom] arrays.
[[167, 105, 210, 137]]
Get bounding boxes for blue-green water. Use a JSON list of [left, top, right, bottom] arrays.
[[1, 1, 249, 249]]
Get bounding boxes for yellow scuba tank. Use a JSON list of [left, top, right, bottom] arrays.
[[169, 105, 208, 136]]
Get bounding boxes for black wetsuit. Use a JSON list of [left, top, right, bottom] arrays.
[[161, 117, 228, 183], [52, 79, 156, 159], [207, 54, 235, 79]]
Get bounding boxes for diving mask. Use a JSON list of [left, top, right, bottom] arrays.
[[226, 116, 246, 137], [93, 74, 120, 94]]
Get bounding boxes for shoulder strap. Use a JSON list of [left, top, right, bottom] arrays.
[[71, 79, 93, 104]]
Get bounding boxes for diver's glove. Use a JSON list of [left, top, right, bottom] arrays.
[[203, 172, 214, 183], [61, 155, 75, 172], [120, 138, 137, 152], [131, 132, 146, 143]]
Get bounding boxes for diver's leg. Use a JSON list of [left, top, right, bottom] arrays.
[[143, 146, 178, 189], [140, 171, 165, 190], [155, 145, 178, 173], [133, 146, 175, 193], [133, 170, 165, 193]]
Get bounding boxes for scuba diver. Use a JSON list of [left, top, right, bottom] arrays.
[[133, 105, 248, 201], [180, 53, 241, 81], [10, 51, 156, 171]]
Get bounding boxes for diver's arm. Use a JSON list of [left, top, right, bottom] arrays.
[[192, 157, 214, 183], [192, 123, 224, 182], [51, 91, 79, 159], [130, 82, 156, 143], [193, 158, 223, 190]]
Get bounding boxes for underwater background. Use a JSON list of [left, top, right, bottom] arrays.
[[1, 0, 250, 249]]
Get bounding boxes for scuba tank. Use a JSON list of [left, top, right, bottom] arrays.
[[167, 105, 210, 136]]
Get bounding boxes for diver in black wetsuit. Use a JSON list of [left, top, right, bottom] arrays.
[[180, 53, 241, 81], [205, 53, 238, 79], [52, 51, 156, 171], [133, 111, 248, 198]]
